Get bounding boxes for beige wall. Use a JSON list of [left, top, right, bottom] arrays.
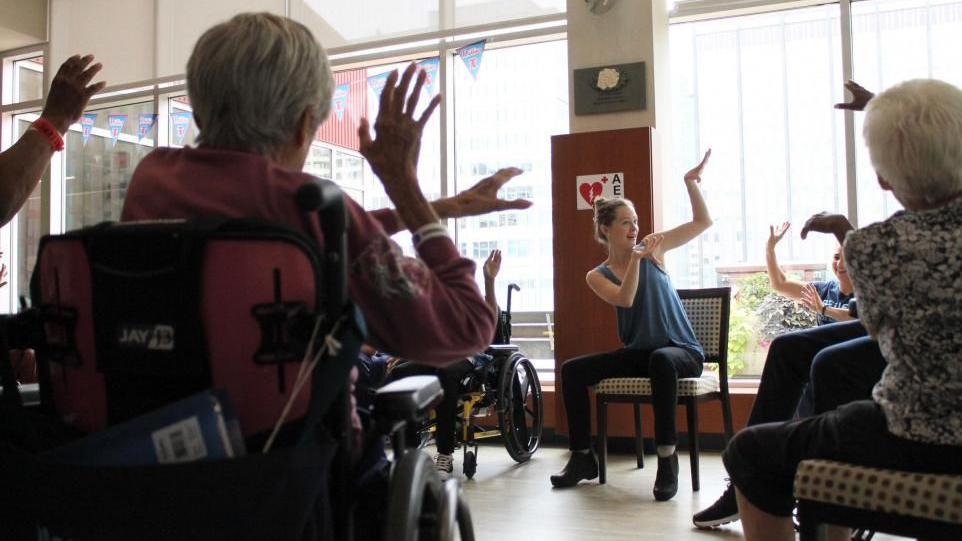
[[0, 0, 46, 51]]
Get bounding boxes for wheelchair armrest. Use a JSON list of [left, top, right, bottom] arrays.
[[484, 344, 519, 357], [374, 375, 443, 427]]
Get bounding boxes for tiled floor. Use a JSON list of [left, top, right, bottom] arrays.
[[445, 444, 903, 541]]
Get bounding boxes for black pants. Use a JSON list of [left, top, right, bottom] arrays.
[[725, 400, 962, 517], [561, 346, 702, 450], [386, 359, 475, 455], [747, 321, 886, 427]]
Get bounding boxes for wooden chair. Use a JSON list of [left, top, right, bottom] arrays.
[[594, 287, 734, 491]]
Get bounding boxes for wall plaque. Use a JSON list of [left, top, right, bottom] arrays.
[[573, 62, 646, 115]]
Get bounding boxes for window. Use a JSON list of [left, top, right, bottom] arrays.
[[850, 0, 962, 226], [669, 4, 846, 376], [453, 40, 567, 314], [13, 56, 44, 103]]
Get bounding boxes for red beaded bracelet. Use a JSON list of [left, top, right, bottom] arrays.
[[31, 117, 65, 151]]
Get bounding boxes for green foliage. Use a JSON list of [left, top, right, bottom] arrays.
[[725, 272, 819, 376]]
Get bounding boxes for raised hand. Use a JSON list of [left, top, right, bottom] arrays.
[[684, 149, 712, 184], [634, 233, 665, 267], [799, 283, 825, 314], [767, 221, 790, 249], [834, 80, 875, 112], [483, 249, 502, 280], [443, 167, 532, 218], [357, 62, 441, 195], [800, 212, 854, 243], [41, 55, 106, 134]]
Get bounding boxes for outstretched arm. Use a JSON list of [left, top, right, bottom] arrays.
[[0, 55, 105, 226], [765, 222, 807, 301], [835, 80, 875, 112], [800, 212, 855, 245], [482, 249, 501, 313], [654, 150, 713, 260]]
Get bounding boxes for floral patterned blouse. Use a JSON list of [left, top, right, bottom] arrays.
[[844, 198, 962, 446]]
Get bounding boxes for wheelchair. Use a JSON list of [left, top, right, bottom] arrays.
[[0, 179, 474, 541], [418, 284, 544, 479]]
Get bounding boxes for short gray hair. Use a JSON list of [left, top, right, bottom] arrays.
[[863, 79, 962, 208], [186, 12, 333, 155]]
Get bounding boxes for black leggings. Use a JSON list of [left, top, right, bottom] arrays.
[[386, 359, 475, 455], [561, 346, 703, 450]]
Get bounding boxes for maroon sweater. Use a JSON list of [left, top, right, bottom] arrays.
[[121, 147, 494, 366]]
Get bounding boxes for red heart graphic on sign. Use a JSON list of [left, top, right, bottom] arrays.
[[579, 182, 603, 206]]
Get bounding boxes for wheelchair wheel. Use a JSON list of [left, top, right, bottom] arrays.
[[497, 353, 543, 463], [463, 449, 477, 479], [384, 451, 443, 541]]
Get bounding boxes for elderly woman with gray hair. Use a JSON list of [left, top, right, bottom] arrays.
[[727, 79, 962, 541], [122, 13, 531, 365]]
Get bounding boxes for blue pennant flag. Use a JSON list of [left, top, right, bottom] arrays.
[[81, 113, 97, 146], [332, 83, 350, 122], [367, 71, 391, 99], [107, 114, 127, 147], [138, 113, 158, 140], [417, 58, 440, 95], [457, 40, 486, 80], [171, 112, 193, 146]]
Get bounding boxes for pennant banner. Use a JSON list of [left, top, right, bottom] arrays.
[[138, 113, 158, 140], [332, 83, 350, 122], [107, 114, 127, 147], [81, 113, 97, 146], [457, 40, 486, 80], [367, 71, 391, 99], [170, 111, 193, 146], [417, 57, 440, 96]]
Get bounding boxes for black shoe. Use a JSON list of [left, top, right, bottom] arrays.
[[653, 452, 679, 501], [693, 481, 739, 529], [550, 451, 598, 488]]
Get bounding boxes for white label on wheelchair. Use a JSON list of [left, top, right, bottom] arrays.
[[152, 417, 208, 463], [117, 324, 175, 351]]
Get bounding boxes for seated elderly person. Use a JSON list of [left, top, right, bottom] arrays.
[[121, 13, 531, 365], [729, 79, 962, 541]]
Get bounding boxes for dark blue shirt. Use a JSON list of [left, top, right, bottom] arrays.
[[596, 260, 704, 360], [811, 279, 854, 325]]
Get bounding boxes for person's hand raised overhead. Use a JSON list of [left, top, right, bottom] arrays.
[[834, 80, 875, 112], [41, 55, 107, 134], [800, 212, 854, 244], [357, 63, 441, 196]]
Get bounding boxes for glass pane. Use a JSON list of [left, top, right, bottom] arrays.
[[453, 40, 567, 330], [453, 0, 566, 28], [292, 0, 440, 49], [64, 101, 155, 231], [313, 60, 442, 253], [669, 5, 845, 376], [851, 0, 962, 226], [13, 115, 45, 301], [304, 145, 333, 180], [14, 56, 44, 103]]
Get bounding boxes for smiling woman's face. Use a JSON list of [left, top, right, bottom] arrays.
[[602, 205, 639, 252]]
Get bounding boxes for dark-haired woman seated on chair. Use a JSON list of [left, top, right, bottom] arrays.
[[119, 12, 532, 366], [730, 79, 962, 541], [550, 150, 714, 502]]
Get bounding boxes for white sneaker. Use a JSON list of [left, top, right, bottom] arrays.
[[435, 453, 454, 481]]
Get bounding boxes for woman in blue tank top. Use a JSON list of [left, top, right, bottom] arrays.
[[550, 150, 713, 502]]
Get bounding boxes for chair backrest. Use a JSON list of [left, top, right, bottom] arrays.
[[32, 219, 328, 439], [677, 287, 731, 369]]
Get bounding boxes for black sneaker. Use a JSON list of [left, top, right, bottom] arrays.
[[549, 451, 598, 488], [653, 452, 679, 501], [693, 481, 739, 529]]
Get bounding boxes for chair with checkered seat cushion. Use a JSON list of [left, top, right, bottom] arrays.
[[594, 287, 733, 491], [795, 459, 962, 541]]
